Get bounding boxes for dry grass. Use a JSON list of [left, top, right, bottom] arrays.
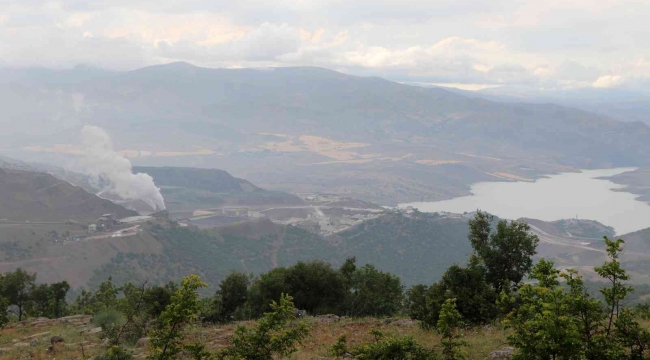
[[7, 315, 649, 360], [184, 317, 509, 360], [0, 322, 104, 360]]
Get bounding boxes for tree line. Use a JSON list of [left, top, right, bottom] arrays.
[[1, 211, 649, 359]]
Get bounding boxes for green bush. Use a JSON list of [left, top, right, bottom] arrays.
[[93, 308, 124, 329], [330, 330, 435, 360], [96, 345, 134, 360]]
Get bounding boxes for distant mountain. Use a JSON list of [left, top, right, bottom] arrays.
[[3, 63, 650, 204], [0, 168, 136, 222]]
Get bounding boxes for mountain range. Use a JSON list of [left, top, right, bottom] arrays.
[[2, 63, 650, 204]]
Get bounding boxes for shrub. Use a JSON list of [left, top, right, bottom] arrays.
[[94, 309, 124, 329], [217, 293, 309, 360], [330, 329, 435, 360]]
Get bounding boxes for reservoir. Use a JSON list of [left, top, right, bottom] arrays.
[[400, 168, 650, 235]]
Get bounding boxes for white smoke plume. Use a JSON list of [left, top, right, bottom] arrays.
[[80, 125, 166, 211]]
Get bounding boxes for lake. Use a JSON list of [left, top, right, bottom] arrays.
[[400, 168, 650, 235]]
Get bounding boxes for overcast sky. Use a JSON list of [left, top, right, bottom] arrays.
[[1, 0, 649, 91]]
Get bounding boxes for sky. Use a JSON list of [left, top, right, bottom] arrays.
[[1, 0, 650, 92]]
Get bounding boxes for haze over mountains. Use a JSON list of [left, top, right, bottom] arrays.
[[2, 63, 650, 205]]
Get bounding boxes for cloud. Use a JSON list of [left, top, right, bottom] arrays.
[[593, 75, 624, 89], [0, 0, 650, 92], [155, 23, 303, 64]]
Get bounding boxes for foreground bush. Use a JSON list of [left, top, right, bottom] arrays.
[[330, 330, 436, 360], [217, 293, 309, 360]]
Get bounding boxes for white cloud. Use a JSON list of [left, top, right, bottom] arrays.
[[592, 75, 624, 89], [0, 0, 649, 92]]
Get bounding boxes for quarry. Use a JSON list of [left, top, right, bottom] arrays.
[[174, 193, 386, 235]]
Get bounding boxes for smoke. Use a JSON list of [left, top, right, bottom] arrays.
[[80, 125, 166, 211]]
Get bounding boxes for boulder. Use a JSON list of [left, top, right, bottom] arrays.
[[30, 339, 38, 347], [13, 342, 30, 347], [487, 347, 514, 359]]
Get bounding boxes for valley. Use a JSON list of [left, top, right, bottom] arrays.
[[0, 63, 649, 301]]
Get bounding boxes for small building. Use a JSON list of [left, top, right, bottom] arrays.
[[88, 224, 97, 234]]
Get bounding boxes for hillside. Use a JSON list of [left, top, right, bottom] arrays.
[[605, 168, 650, 204], [3, 64, 650, 204], [0, 211, 470, 290], [522, 218, 615, 240], [0, 168, 136, 222], [329, 212, 471, 286], [132, 166, 304, 211]]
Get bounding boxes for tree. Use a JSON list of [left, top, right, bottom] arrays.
[[405, 285, 429, 322], [71, 277, 121, 315], [247, 267, 290, 317], [143, 282, 177, 318], [2, 268, 36, 321], [595, 237, 633, 336], [468, 211, 539, 293], [218, 271, 251, 321], [348, 264, 403, 317], [0, 297, 9, 329], [50, 281, 70, 318], [560, 269, 609, 360], [27, 284, 53, 318], [29, 281, 71, 319], [107, 281, 150, 347], [94, 277, 121, 313], [413, 264, 496, 328], [218, 293, 309, 360], [247, 261, 350, 317], [437, 299, 467, 360], [340, 257, 357, 288], [286, 261, 347, 315], [148, 275, 207, 360], [504, 259, 584, 360]]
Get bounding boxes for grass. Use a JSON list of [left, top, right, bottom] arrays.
[[2, 315, 646, 360], [181, 317, 509, 360]]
